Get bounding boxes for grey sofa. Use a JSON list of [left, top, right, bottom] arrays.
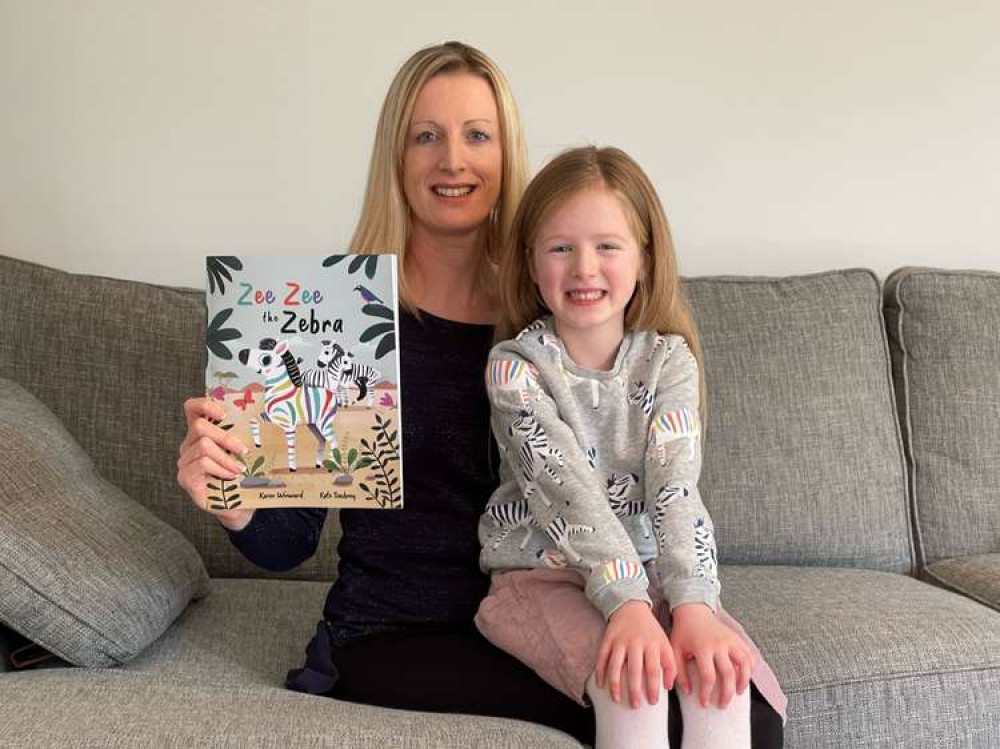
[[1, 252, 998, 748]]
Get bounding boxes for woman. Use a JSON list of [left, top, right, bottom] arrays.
[[176, 41, 783, 747]]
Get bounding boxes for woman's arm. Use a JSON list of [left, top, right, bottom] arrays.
[[225, 507, 328, 572]]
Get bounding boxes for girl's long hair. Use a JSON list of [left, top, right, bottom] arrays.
[[350, 41, 529, 311], [496, 146, 708, 424]]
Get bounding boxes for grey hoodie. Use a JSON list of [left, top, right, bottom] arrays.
[[479, 317, 721, 620]]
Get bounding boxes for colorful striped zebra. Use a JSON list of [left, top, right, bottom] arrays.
[[488, 358, 539, 405], [486, 500, 538, 550], [238, 338, 340, 472], [649, 406, 700, 465]]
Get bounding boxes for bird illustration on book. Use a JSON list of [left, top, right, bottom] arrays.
[[354, 284, 385, 305]]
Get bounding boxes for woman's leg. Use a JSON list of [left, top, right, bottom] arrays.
[[326, 624, 596, 744]]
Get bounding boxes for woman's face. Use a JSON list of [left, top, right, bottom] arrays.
[[402, 73, 503, 241]]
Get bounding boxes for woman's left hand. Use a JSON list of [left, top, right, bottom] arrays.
[[669, 603, 757, 709]]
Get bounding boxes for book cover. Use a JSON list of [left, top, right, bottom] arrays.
[[204, 254, 402, 510]]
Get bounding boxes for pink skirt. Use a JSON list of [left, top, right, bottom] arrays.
[[475, 565, 788, 724]]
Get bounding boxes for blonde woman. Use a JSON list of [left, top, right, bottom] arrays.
[[176, 41, 594, 742]]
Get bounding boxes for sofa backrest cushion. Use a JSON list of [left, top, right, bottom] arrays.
[[684, 269, 912, 572], [883, 267, 1000, 566], [0, 254, 340, 580]]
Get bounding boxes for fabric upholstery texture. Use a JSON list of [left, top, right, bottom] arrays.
[[883, 267, 1000, 566], [922, 554, 1000, 612], [0, 253, 341, 580], [0, 378, 210, 667], [683, 270, 911, 572]]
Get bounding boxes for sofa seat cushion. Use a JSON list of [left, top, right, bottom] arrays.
[[0, 378, 210, 668], [0, 669, 582, 748], [720, 565, 1000, 747], [883, 267, 1000, 565], [923, 554, 1000, 613]]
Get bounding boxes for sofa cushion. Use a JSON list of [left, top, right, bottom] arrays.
[[0, 378, 210, 667], [0, 578, 583, 748], [719, 565, 1000, 747], [922, 554, 1000, 612], [0, 253, 341, 580], [883, 267, 1000, 566], [683, 269, 911, 571]]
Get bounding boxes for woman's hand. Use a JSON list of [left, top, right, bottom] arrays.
[[596, 600, 677, 708], [669, 603, 757, 709], [176, 397, 255, 531]]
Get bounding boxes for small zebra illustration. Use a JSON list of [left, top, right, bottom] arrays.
[[649, 407, 700, 465], [652, 485, 691, 547], [543, 516, 595, 564], [508, 409, 565, 506], [606, 472, 649, 538], [488, 359, 540, 405], [692, 517, 720, 589], [486, 500, 539, 550], [627, 381, 654, 416], [598, 558, 647, 586], [238, 338, 340, 472], [301, 340, 347, 388], [340, 352, 382, 408], [586, 446, 598, 471], [516, 319, 546, 340]]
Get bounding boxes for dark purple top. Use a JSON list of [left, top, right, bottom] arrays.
[[226, 308, 499, 645]]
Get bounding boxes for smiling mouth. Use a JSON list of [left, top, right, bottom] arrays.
[[567, 290, 607, 302], [433, 185, 475, 198]]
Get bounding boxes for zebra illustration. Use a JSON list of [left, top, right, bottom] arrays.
[[543, 516, 595, 564], [627, 381, 654, 416], [536, 548, 569, 569], [488, 359, 540, 405], [516, 319, 546, 340], [606, 472, 650, 539], [652, 484, 691, 547], [649, 406, 700, 465], [339, 352, 382, 408], [300, 340, 347, 390], [507, 409, 564, 506], [692, 517, 720, 588], [486, 500, 538, 550], [238, 338, 340, 472], [586, 446, 598, 471]]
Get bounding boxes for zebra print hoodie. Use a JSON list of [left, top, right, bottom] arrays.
[[479, 317, 720, 621]]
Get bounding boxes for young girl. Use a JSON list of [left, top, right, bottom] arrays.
[[475, 146, 788, 748]]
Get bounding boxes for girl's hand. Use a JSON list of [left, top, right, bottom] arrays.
[[669, 603, 757, 709], [176, 397, 255, 531], [596, 600, 677, 708]]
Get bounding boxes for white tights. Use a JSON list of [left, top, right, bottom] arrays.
[[584, 661, 751, 749]]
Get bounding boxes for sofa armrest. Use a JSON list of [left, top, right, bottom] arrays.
[[922, 554, 1000, 612]]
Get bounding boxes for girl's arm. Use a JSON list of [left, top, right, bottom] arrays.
[[644, 338, 721, 613], [485, 351, 651, 620]]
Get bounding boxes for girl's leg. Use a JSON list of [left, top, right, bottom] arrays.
[[585, 671, 670, 749], [675, 660, 751, 749]]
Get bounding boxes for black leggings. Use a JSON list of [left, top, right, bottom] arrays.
[[318, 625, 783, 747]]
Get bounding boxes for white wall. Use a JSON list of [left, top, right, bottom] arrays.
[[1, 0, 997, 287]]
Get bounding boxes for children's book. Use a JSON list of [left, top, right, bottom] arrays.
[[204, 255, 402, 510]]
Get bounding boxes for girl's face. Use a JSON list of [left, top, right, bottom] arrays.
[[530, 186, 645, 342], [402, 73, 503, 241]]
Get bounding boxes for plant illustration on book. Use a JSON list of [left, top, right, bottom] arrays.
[[356, 413, 401, 508], [207, 421, 242, 511], [204, 254, 403, 510]]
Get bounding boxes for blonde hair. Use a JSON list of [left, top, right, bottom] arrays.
[[350, 41, 529, 311], [497, 145, 708, 424]]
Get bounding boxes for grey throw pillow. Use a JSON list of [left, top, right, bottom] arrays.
[[0, 378, 210, 667]]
